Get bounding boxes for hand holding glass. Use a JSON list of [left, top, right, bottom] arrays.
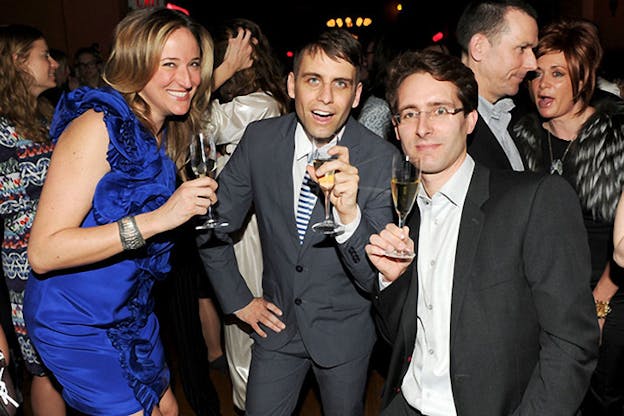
[[387, 154, 419, 259], [189, 132, 228, 230], [311, 140, 344, 235]]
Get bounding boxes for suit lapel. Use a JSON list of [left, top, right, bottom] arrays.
[[400, 206, 421, 349], [450, 164, 489, 350], [274, 115, 301, 248]]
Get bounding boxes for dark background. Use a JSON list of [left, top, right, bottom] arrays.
[[177, 0, 560, 66], [0, 0, 621, 82]]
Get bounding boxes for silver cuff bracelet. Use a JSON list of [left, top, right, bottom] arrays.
[[117, 216, 146, 250]]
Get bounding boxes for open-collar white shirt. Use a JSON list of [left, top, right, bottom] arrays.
[[401, 155, 475, 416]]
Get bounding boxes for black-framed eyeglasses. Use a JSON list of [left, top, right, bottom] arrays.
[[393, 106, 464, 125]]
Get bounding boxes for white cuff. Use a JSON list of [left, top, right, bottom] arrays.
[[333, 205, 361, 243]]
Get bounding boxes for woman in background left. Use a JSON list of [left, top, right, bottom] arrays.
[[0, 24, 66, 415], [23, 7, 216, 415]]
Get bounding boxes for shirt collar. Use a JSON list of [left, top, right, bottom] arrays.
[[478, 96, 515, 121], [419, 155, 475, 207], [294, 123, 345, 162]]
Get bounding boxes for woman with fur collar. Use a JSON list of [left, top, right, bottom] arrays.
[[513, 18, 624, 415]]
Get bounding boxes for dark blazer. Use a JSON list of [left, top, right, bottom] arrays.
[[467, 116, 514, 170], [374, 163, 599, 415], [198, 114, 399, 367]]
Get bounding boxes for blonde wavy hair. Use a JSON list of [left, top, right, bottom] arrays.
[[103, 7, 214, 170], [0, 24, 54, 143]]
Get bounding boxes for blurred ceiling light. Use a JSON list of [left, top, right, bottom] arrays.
[[165, 3, 189, 15], [432, 31, 444, 42], [397, 3, 403, 11], [326, 16, 373, 28]]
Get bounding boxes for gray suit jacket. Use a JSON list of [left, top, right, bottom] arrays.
[[198, 114, 399, 366], [374, 164, 599, 415]]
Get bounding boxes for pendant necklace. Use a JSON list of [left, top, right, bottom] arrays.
[[547, 130, 573, 175]]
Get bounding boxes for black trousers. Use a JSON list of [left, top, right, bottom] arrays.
[[582, 291, 624, 415]]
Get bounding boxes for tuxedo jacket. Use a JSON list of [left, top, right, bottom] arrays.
[[467, 106, 530, 171], [374, 163, 599, 415], [198, 114, 399, 367]]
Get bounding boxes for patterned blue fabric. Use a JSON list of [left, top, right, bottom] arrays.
[[0, 116, 53, 376], [24, 87, 176, 415]]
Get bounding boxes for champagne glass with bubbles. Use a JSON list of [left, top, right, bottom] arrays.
[[386, 153, 420, 259], [311, 138, 344, 235], [189, 130, 228, 230]]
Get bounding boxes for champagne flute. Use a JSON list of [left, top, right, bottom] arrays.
[[311, 138, 344, 235], [386, 153, 420, 259], [189, 131, 228, 230]]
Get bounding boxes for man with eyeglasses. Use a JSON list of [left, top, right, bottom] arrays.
[[365, 49, 599, 416], [73, 46, 105, 89], [456, 0, 538, 171]]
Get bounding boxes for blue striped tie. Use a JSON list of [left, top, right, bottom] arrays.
[[296, 171, 317, 244]]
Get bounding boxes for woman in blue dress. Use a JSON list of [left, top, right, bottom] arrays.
[[23, 8, 217, 415]]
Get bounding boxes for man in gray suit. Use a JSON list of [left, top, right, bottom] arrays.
[[197, 29, 398, 415], [366, 50, 599, 415]]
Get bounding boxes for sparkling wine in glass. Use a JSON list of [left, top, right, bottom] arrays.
[[189, 132, 228, 230], [311, 139, 344, 235], [387, 154, 420, 259]]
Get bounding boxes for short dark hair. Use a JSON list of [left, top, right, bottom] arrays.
[[212, 18, 289, 114], [385, 50, 478, 116], [536, 18, 602, 111], [292, 29, 362, 82], [74, 45, 102, 65], [456, 0, 538, 53]]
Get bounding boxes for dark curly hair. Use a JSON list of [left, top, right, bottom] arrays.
[[212, 18, 289, 114], [0, 24, 54, 143]]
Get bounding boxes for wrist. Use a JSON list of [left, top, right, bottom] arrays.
[[336, 205, 358, 225], [117, 216, 146, 250]]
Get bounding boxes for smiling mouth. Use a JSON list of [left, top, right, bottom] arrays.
[[168, 91, 190, 98], [312, 110, 333, 119]]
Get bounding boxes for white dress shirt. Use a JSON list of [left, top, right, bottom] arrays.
[[292, 123, 360, 242], [478, 96, 524, 171], [400, 155, 475, 416]]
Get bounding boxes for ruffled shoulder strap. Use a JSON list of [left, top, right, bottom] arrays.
[[50, 87, 160, 175], [50, 86, 131, 141]]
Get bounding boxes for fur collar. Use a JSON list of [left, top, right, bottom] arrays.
[[513, 100, 624, 222]]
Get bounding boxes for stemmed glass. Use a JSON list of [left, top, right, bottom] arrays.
[[189, 131, 228, 230], [386, 153, 420, 259], [311, 138, 344, 235]]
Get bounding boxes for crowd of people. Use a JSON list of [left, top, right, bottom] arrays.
[[1, 0, 624, 415]]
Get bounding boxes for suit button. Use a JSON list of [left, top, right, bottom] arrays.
[[295, 265, 303, 272], [295, 298, 302, 305]]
